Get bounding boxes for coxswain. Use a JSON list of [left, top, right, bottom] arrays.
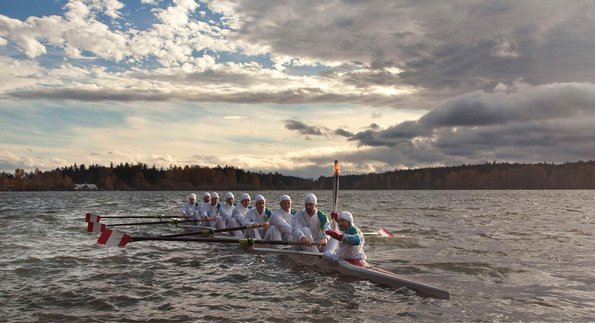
[[323, 211, 368, 267], [242, 194, 271, 239], [264, 195, 295, 241], [290, 193, 330, 252]]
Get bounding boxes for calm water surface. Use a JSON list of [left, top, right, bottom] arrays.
[[0, 190, 593, 322]]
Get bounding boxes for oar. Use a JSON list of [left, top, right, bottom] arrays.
[[363, 228, 395, 238], [97, 228, 306, 247], [85, 213, 196, 222], [159, 223, 266, 238], [105, 218, 205, 227], [129, 237, 305, 246], [90, 218, 208, 233]]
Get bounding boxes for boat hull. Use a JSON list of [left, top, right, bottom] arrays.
[[251, 247, 450, 299]]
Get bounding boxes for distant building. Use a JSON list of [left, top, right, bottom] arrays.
[[74, 183, 98, 190]]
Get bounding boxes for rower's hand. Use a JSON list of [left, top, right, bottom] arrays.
[[263, 222, 270, 229], [301, 237, 312, 246], [326, 229, 344, 241], [330, 211, 339, 221], [317, 237, 328, 247]]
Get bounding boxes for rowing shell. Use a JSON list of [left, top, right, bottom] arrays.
[[250, 247, 450, 299]]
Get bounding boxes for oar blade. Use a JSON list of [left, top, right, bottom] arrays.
[[85, 213, 101, 223], [87, 221, 106, 234], [97, 228, 132, 247], [377, 228, 394, 238]]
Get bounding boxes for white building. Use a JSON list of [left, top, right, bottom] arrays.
[[74, 183, 98, 190]]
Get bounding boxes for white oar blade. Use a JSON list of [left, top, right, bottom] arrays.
[[97, 228, 131, 247], [87, 222, 106, 234], [85, 213, 101, 223]]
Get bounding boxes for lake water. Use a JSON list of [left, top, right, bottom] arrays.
[[0, 190, 593, 322]]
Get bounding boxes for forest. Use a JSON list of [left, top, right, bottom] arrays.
[[1, 160, 594, 191]]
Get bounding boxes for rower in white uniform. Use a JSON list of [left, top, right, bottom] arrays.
[[290, 193, 331, 252], [180, 193, 199, 219], [323, 211, 368, 267], [229, 193, 251, 237], [215, 192, 235, 230], [242, 194, 271, 239], [202, 192, 220, 227], [195, 192, 212, 225], [264, 194, 295, 241]]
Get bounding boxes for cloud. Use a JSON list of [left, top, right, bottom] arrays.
[[347, 82, 595, 165], [2, 0, 592, 110], [284, 119, 326, 136], [334, 128, 353, 138]]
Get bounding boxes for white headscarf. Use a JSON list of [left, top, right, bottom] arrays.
[[338, 211, 354, 225], [304, 193, 317, 204]]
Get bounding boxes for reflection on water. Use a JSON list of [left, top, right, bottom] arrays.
[[0, 190, 594, 321]]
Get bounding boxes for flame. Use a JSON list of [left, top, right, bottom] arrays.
[[334, 160, 340, 173]]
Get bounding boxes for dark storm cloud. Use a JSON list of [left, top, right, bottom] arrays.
[[345, 82, 595, 166], [334, 128, 354, 137], [283, 119, 326, 136], [234, 1, 595, 102]]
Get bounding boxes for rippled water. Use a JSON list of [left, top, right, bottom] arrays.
[[1, 190, 594, 322]]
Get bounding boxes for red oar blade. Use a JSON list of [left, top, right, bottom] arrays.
[[377, 228, 395, 238], [97, 228, 132, 247], [85, 213, 101, 223]]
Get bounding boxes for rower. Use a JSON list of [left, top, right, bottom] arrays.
[[229, 193, 251, 237], [290, 193, 330, 252], [323, 211, 368, 267], [203, 192, 221, 227], [264, 194, 295, 241], [195, 192, 211, 225], [215, 192, 235, 230], [180, 193, 198, 219], [242, 194, 271, 239]]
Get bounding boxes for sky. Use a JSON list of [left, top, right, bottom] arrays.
[[1, 0, 594, 178]]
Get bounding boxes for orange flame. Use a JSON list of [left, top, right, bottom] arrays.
[[334, 160, 340, 173]]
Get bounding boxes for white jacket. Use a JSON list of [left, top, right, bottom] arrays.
[[269, 208, 294, 236], [180, 201, 198, 218], [291, 209, 331, 241]]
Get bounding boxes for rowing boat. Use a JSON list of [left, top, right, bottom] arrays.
[[88, 160, 450, 299], [91, 218, 450, 299], [249, 246, 450, 299]]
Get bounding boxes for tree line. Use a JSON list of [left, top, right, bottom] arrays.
[[1, 160, 594, 191]]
